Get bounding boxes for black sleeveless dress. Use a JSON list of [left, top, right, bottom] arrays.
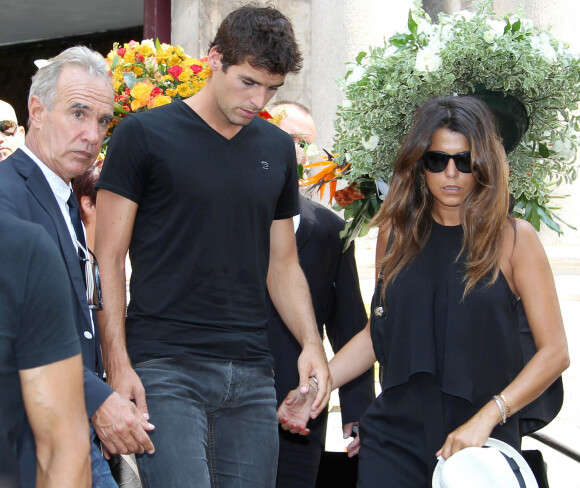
[[357, 220, 523, 488]]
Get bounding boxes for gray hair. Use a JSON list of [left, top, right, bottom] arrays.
[[29, 46, 112, 110]]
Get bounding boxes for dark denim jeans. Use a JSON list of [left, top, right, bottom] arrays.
[[90, 425, 119, 488], [134, 358, 279, 488]]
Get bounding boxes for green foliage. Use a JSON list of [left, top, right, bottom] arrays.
[[334, 0, 580, 235]]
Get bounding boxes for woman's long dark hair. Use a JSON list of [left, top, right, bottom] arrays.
[[372, 96, 512, 297]]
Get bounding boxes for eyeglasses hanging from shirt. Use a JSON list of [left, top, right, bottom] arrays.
[[76, 240, 103, 310]]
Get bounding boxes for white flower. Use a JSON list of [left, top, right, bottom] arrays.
[[341, 99, 353, 110], [141, 39, 155, 49], [362, 135, 379, 151], [304, 143, 320, 160], [486, 19, 506, 37], [346, 65, 366, 85], [417, 19, 433, 36], [415, 47, 442, 72], [530, 34, 557, 64], [438, 24, 454, 43], [483, 30, 497, 44]]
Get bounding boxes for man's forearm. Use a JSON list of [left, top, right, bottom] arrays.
[[97, 257, 131, 372], [267, 261, 320, 346]]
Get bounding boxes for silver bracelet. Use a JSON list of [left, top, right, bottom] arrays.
[[493, 395, 507, 425], [499, 393, 511, 418], [308, 377, 319, 394]]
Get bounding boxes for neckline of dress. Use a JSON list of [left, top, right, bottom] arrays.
[[431, 218, 462, 230]]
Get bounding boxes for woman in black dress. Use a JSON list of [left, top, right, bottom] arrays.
[[278, 96, 569, 487]]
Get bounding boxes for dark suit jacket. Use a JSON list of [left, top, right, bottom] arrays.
[[267, 195, 375, 446], [0, 149, 113, 484]]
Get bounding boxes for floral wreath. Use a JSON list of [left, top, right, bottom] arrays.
[[309, 0, 580, 249]]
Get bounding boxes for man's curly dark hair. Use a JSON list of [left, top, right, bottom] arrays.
[[209, 4, 303, 75]]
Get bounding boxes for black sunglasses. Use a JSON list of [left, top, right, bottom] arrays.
[[0, 120, 18, 136], [422, 151, 474, 173]]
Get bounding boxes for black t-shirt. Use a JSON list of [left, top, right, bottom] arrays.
[[97, 101, 299, 366], [0, 211, 81, 486]]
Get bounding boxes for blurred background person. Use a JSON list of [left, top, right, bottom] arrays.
[[268, 101, 375, 488], [73, 158, 102, 250], [0, 99, 25, 162]]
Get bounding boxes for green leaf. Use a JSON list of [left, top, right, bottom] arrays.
[[356, 51, 367, 64], [504, 20, 511, 35], [389, 34, 409, 49], [408, 9, 418, 37], [114, 102, 129, 115], [122, 72, 137, 90], [538, 143, 550, 158], [111, 55, 120, 71], [537, 205, 563, 234], [297, 165, 303, 179], [155, 38, 162, 50], [511, 20, 521, 33]]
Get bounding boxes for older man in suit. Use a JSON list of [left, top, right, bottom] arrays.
[[0, 46, 154, 488], [267, 102, 375, 488]]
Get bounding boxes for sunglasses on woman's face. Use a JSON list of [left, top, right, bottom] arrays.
[[422, 151, 474, 173]]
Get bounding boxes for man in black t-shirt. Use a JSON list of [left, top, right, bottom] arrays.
[[0, 211, 89, 487], [96, 5, 331, 488]]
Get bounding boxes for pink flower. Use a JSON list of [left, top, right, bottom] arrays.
[[117, 47, 126, 57], [191, 64, 203, 74]]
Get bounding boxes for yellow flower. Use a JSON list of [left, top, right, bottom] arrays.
[[177, 83, 194, 98], [152, 95, 172, 108], [139, 44, 154, 57], [178, 71, 192, 82], [130, 81, 153, 110], [166, 88, 178, 97]]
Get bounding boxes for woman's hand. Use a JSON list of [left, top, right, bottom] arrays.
[[436, 400, 501, 460], [277, 385, 317, 436]]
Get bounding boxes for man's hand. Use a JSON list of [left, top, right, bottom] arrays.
[[107, 364, 149, 420], [277, 387, 316, 435], [296, 342, 332, 418], [91, 391, 155, 460]]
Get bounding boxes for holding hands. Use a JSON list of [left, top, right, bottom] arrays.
[[277, 381, 319, 435]]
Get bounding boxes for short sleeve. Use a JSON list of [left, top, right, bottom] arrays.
[[96, 115, 152, 204], [273, 135, 299, 220], [15, 228, 81, 370]]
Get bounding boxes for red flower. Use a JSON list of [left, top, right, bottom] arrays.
[[117, 47, 126, 57], [168, 65, 183, 78], [135, 54, 144, 63], [257, 110, 272, 120], [191, 64, 203, 74], [334, 184, 365, 207], [151, 87, 163, 97]]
